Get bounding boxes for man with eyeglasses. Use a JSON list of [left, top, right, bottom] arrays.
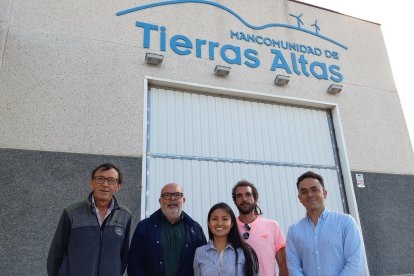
[[286, 171, 367, 275], [47, 163, 131, 276], [128, 183, 207, 276], [232, 180, 288, 276]]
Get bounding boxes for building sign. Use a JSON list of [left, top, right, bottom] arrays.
[[356, 174, 365, 188], [117, 0, 348, 82]]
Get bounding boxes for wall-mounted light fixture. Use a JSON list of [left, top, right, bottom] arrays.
[[327, 84, 343, 94], [214, 65, 231, 76], [145, 53, 164, 65], [274, 75, 290, 86]]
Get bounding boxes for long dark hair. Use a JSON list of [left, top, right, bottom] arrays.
[[207, 202, 259, 276]]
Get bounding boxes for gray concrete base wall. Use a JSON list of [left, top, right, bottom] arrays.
[[352, 171, 414, 276], [0, 148, 142, 275]]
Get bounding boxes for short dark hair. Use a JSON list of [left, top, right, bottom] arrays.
[[232, 180, 259, 202], [91, 163, 123, 184], [296, 171, 324, 189], [232, 180, 262, 215], [207, 202, 259, 276]]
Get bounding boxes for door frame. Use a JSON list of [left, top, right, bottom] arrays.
[[141, 76, 360, 228]]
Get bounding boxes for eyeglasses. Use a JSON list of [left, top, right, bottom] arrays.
[[93, 176, 119, 185], [242, 223, 251, 240], [160, 192, 184, 200]]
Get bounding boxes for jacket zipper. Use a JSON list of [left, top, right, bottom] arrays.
[[96, 207, 118, 276], [97, 224, 104, 276]]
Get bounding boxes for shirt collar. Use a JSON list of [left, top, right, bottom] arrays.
[[206, 240, 235, 251], [306, 208, 329, 221], [320, 208, 329, 219], [161, 212, 184, 224], [237, 215, 261, 225], [91, 196, 114, 210]]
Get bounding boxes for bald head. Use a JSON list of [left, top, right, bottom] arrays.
[[160, 183, 184, 195]]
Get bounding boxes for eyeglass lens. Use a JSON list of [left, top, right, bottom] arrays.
[[161, 192, 183, 199], [94, 176, 118, 185]]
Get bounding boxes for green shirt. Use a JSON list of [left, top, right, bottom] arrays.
[[161, 214, 185, 276]]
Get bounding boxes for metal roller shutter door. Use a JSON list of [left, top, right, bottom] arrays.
[[144, 87, 346, 234]]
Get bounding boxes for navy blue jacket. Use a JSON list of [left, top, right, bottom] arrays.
[[47, 193, 131, 276], [128, 209, 207, 276]]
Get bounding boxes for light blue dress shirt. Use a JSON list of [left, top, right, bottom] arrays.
[[193, 241, 246, 276], [286, 209, 367, 276]]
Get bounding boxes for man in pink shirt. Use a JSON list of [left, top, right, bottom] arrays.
[[232, 180, 288, 276]]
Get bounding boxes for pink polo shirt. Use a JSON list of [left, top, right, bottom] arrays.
[[237, 216, 286, 276]]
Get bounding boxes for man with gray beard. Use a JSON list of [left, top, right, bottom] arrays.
[[128, 183, 207, 276]]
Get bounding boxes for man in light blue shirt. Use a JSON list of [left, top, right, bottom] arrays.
[[286, 171, 367, 276]]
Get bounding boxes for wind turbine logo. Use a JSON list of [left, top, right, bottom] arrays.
[[290, 13, 321, 35], [289, 13, 304, 29], [311, 20, 320, 35]]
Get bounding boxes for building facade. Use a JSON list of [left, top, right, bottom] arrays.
[[1, 0, 413, 275]]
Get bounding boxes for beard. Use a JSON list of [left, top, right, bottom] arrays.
[[161, 202, 183, 222], [236, 202, 257, 215]]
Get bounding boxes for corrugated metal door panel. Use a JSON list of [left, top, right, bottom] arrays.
[[150, 88, 336, 167], [146, 87, 346, 234], [147, 157, 344, 235]]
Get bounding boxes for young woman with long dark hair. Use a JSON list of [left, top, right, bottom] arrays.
[[193, 202, 259, 276]]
